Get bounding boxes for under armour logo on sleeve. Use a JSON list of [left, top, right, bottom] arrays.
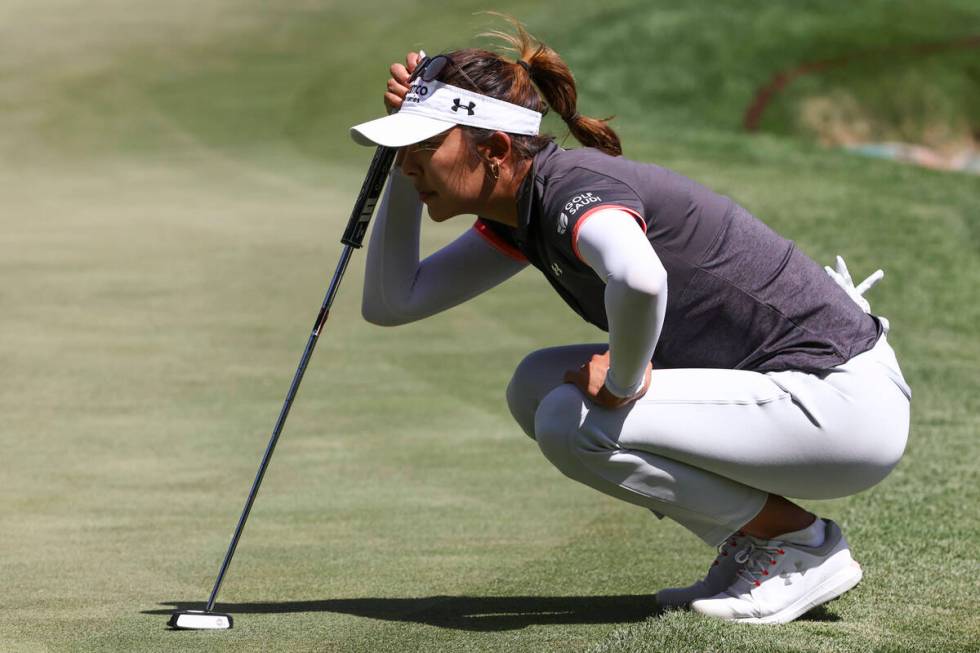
[[451, 99, 476, 115]]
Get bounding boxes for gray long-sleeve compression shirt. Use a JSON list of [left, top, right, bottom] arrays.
[[361, 169, 668, 398]]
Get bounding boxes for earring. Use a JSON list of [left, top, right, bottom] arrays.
[[489, 161, 500, 181]]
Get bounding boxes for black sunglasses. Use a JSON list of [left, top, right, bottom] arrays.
[[408, 54, 481, 90]]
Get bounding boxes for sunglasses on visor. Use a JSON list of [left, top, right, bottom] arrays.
[[408, 54, 481, 90]]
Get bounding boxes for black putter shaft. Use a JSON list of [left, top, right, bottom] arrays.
[[203, 146, 397, 614]]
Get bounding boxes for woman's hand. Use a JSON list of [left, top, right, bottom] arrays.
[[563, 351, 652, 409], [384, 51, 423, 114]]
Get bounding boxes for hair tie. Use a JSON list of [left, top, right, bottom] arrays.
[[516, 59, 531, 73], [565, 111, 581, 122]]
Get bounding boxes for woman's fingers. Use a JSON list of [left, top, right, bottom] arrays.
[[390, 62, 410, 85], [565, 358, 652, 410], [384, 80, 410, 112], [384, 93, 402, 112], [385, 52, 424, 113], [387, 77, 408, 94], [584, 360, 605, 396], [406, 51, 422, 75], [563, 369, 588, 398], [564, 361, 606, 398], [385, 77, 410, 108], [565, 353, 652, 410]]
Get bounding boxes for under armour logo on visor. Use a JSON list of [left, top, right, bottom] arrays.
[[451, 99, 476, 115]]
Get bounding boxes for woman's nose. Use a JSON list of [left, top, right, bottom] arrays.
[[396, 148, 418, 176]]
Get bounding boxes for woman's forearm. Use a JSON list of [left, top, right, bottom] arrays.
[[362, 170, 527, 326], [361, 169, 424, 324], [575, 209, 667, 397]]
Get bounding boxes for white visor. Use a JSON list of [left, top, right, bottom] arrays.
[[351, 78, 542, 147]]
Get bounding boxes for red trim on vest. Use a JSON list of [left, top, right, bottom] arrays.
[[472, 220, 528, 262], [570, 205, 646, 262]]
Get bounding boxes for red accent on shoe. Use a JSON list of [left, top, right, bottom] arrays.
[[762, 570, 769, 576], [777, 549, 785, 554], [754, 581, 761, 587]]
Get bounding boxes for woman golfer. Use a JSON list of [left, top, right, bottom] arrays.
[[349, 22, 911, 624]]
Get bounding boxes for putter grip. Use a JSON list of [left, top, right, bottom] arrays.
[[341, 146, 397, 247]]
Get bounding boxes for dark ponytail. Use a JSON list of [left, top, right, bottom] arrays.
[[499, 18, 623, 157], [434, 13, 622, 159]]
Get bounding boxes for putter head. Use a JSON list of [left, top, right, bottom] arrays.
[[168, 609, 233, 630]]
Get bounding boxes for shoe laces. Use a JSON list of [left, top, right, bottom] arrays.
[[733, 540, 786, 588], [710, 531, 747, 568]]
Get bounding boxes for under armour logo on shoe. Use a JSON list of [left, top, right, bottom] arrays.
[[551, 262, 563, 277], [779, 562, 806, 585], [451, 99, 476, 115]]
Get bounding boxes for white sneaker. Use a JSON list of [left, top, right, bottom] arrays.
[[656, 531, 751, 609], [690, 519, 862, 624]]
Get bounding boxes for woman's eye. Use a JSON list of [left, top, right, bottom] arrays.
[[415, 138, 443, 151]]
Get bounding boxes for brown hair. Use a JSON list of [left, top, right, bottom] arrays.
[[433, 14, 622, 160]]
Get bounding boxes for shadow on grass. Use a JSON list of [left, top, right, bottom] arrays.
[[146, 594, 662, 631], [795, 604, 841, 622]]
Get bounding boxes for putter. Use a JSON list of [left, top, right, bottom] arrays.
[[169, 144, 397, 630]]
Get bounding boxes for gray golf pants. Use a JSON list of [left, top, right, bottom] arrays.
[[506, 336, 911, 546]]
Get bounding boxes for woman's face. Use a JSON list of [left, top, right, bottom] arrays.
[[396, 127, 490, 222]]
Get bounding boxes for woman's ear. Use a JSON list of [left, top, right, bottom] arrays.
[[477, 131, 513, 166]]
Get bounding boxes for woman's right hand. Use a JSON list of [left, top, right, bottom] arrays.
[[563, 350, 652, 410], [384, 51, 423, 114]]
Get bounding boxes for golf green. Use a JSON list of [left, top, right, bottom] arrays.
[[1, 1, 978, 651]]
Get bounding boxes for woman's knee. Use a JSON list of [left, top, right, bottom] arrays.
[[506, 349, 559, 440], [533, 385, 591, 471], [506, 367, 535, 440], [506, 344, 606, 441]]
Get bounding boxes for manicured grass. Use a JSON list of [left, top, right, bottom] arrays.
[[1, 2, 978, 652]]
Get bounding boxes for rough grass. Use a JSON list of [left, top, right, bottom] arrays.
[[1, 2, 978, 652], [767, 47, 980, 152]]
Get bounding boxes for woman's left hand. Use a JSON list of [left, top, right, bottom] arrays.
[[563, 351, 652, 409]]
